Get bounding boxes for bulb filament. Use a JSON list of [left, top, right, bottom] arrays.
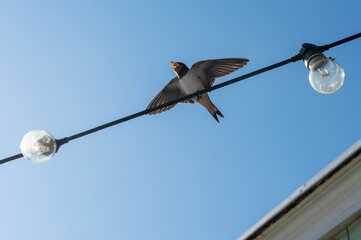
[[317, 68, 330, 78]]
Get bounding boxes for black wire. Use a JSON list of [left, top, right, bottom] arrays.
[[64, 55, 301, 143], [2, 57, 299, 164], [0, 153, 23, 165], [319, 32, 361, 52], [1, 32, 360, 164]]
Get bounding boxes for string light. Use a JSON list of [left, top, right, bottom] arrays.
[[1, 32, 360, 165], [300, 43, 345, 94], [20, 129, 57, 163]]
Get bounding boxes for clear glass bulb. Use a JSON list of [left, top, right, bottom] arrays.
[[309, 59, 345, 94], [20, 129, 57, 163]]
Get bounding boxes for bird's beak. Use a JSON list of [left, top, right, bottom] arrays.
[[171, 61, 178, 69]]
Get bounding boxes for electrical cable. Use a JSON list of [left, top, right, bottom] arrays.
[[1, 32, 360, 165]]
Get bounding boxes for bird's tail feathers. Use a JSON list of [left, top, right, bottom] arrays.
[[210, 105, 224, 123], [197, 94, 224, 123]]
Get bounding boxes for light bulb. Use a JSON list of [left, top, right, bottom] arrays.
[[309, 58, 345, 94], [20, 129, 57, 163]]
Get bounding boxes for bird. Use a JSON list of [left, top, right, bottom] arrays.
[[147, 58, 249, 122]]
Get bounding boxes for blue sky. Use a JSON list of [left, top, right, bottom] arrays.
[[0, 1, 360, 239]]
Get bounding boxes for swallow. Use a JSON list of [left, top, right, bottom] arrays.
[[147, 58, 249, 122]]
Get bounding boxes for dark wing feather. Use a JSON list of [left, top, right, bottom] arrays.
[[147, 77, 194, 115], [191, 58, 249, 88]]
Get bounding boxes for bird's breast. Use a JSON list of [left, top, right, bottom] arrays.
[[179, 70, 205, 94]]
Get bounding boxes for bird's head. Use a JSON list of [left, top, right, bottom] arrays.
[[171, 61, 189, 78]]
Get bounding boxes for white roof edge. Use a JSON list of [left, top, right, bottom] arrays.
[[238, 139, 361, 240]]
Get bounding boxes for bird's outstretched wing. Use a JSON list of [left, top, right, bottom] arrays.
[[191, 58, 249, 88], [147, 77, 194, 115]]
